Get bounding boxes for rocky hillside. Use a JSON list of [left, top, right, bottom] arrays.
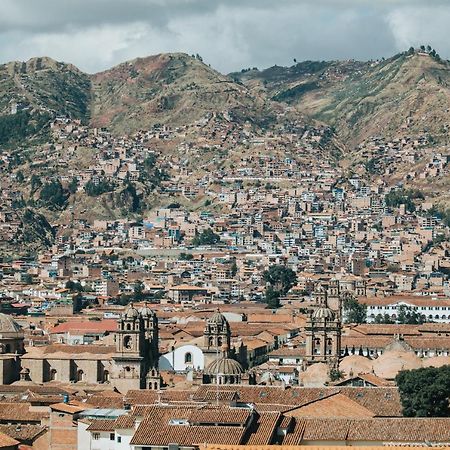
[[233, 50, 450, 148], [0, 57, 91, 146], [91, 53, 275, 133]]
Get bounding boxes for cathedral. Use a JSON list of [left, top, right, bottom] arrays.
[[0, 303, 161, 392]]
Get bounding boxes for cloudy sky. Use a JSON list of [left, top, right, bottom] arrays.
[[0, 0, 449, 74]]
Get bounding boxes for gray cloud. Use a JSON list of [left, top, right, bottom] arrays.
[[0, 0, 449, 73]]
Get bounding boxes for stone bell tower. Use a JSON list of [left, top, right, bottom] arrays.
[[305, 295, 341, 369], [203, 309, 232, 367], [111, 303, 161, 392]]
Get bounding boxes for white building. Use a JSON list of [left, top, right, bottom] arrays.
[[159, 344, 205, 371]]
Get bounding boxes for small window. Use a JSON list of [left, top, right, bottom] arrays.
[[117, 436, 122, 443], [184, 352, 192, 364], [93, 433, 100, 440], [110, 433, 115, 441]]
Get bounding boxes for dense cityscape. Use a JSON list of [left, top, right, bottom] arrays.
[[0, 2, 449, 449]]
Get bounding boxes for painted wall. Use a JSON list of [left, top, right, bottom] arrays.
[[159, 344, 205, 371]]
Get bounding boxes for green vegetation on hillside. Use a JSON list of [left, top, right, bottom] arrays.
[[0, 111, 51, 146], [385, 189, 424, 213]]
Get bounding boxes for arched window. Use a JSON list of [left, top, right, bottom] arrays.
[[76, 370, 84, 382], [124, 336, 132, 349], [126, 323, 131, 331], [184, 352, 192, 364], [50, 369, 57, 381], [217, 337, 223, 347], [103, 370, 110, 382]]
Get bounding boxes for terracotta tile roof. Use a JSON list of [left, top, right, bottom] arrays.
[[130, 406, 248, 447], [245, 412, 280, 445], [0, 402, 47, 423], [125, 389, 194, 405], [201, 445, 437, 450], [0, 424, 46, 443], [268, 347, 305, 357], [86, 419, 116, 432], [49, 319, 118, 334], [42, 344, 116, 355], [346, 418, 450, 442], [50, 401, 91, 414], [339, 387, 402, 417], [0, 431, 19, 448], [283, 418, 450, 444], [88, 391, 124, 409], [334, 373, 392, 387], [114, 414, 135, 429], [192, 386, 340, 408], [349, 324, 422, 336], [284, 393, 375, 418]]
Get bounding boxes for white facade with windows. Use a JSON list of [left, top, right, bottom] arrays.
[[159, 344, 205, 371], [365, 299, 450, 323]]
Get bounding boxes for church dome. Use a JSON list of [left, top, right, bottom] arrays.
[[208, 310, 228, 326], [0, 313, 23, 336], [205, 356, 243, 376], [312, 306, 335, 320], [124, 304, 140, 320]]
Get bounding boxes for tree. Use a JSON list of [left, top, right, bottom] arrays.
[[374, 313, 395, 324], [134, 281, 145, 301], [407, 46, 415, 55], [263, 265, 297, 295], [39, 180, 68, 208], [179, 252, 193, 261], [67, 177, 79, 194], [85, 179, 114, 197], [265, 286, 281, 309], [343, 296, 367, 324], [30, 174, 42, 192], [16, 171, 24, 183], [230, 259, 238, 277], [192, 228, 220, 246], [396, 365, 450, 417], [397, 305, 425, 324], [65, 280, 84, 292]]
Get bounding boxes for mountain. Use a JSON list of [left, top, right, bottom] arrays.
[[0, 57, 91, 145], [90, 53, 274, 133], [233, 51, 450, 148], [0, 57, 91, 119]]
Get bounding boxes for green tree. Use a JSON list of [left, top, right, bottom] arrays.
[[396, 365, 450, 417], [39, 180, 68, 208], [265, 286, 281, 309], [85, 179, 114, 197], [262, 265, 297, 295], [343, 297, 367, 324], [68, 177, 79, 194], [179, 252, 194, 261], [16, 171, 24, 183], [230, 259, 238, 277], [134, 281, 145, 301], [374, 313, 395, 324], [30, 174, 42, 192], [397, 305, 425, 324], [65, 280, 84, 292], [192, 228, 221, 246]]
